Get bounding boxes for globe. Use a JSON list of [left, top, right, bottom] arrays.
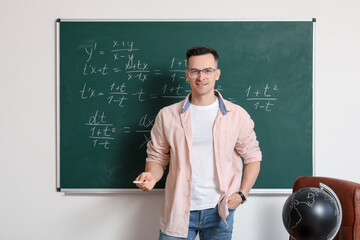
[[282, 185, 342, 240]]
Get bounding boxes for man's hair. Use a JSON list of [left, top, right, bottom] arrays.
[[186, 46, 219, 65]]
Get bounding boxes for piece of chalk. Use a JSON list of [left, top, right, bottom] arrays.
[[133, 181, 143, 184]]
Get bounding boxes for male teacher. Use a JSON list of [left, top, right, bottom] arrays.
[[135, 46, 262, 240]]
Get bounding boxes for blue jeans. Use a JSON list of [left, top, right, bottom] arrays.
[[159, 205, 235, 240]]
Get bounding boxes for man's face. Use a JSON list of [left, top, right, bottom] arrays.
[[185, 54, 221, 99]]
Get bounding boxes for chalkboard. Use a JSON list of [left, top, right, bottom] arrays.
[[56, 20, 314, 193]]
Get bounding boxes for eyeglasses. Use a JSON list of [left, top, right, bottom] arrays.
[[187, 68, 217, 79]]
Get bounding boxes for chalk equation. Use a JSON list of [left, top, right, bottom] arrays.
[[245, 84, 279, 111], [80, 41, 189, 107], [122, 114, 155, 149], [78, 40, 190, 150], [85, 111, 155, 150], [85, 111, 116, 149]]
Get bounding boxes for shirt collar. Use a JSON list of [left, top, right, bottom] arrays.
[[181, 90, 228, 115]]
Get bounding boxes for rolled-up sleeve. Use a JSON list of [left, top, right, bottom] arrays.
[[235, 111, 262, 164], [146, 109, 170, 169]]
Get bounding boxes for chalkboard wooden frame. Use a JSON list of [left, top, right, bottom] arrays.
[[56, 19, 315, 194]]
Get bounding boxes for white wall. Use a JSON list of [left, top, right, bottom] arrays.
[[1, 0, 360, 239]]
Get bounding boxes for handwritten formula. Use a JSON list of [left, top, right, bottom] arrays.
[[80, 40, 189, 149], [245, 84, 279, 112]]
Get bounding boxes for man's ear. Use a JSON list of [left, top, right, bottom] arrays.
[[185, 70, 190, 82], [216, 69, 221, 80]]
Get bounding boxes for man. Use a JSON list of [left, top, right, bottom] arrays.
[[135, 46, 262, 240]]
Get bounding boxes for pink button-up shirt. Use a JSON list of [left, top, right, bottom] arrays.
[[146, 91, 262, 238]]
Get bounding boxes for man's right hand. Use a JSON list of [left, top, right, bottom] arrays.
[[134, 172, 156, 192]]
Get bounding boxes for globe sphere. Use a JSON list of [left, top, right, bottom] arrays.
[[282, 187, 341, 240]]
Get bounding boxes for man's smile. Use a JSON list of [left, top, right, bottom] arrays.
[[195, 81, 208, 87]]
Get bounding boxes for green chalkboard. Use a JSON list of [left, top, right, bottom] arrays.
[[56, 20, 314, 192]]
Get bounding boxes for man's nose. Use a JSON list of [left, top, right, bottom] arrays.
[[198, 71, 206, 79]]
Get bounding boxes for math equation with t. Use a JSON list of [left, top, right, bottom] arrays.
[[78, 40, 189, 150], [245, 84, 279, 112]]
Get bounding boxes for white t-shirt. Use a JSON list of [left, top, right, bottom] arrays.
[[190, 99, 221, 210]]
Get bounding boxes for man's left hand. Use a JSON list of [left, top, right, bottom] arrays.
[[227, 193, 244, 209]]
